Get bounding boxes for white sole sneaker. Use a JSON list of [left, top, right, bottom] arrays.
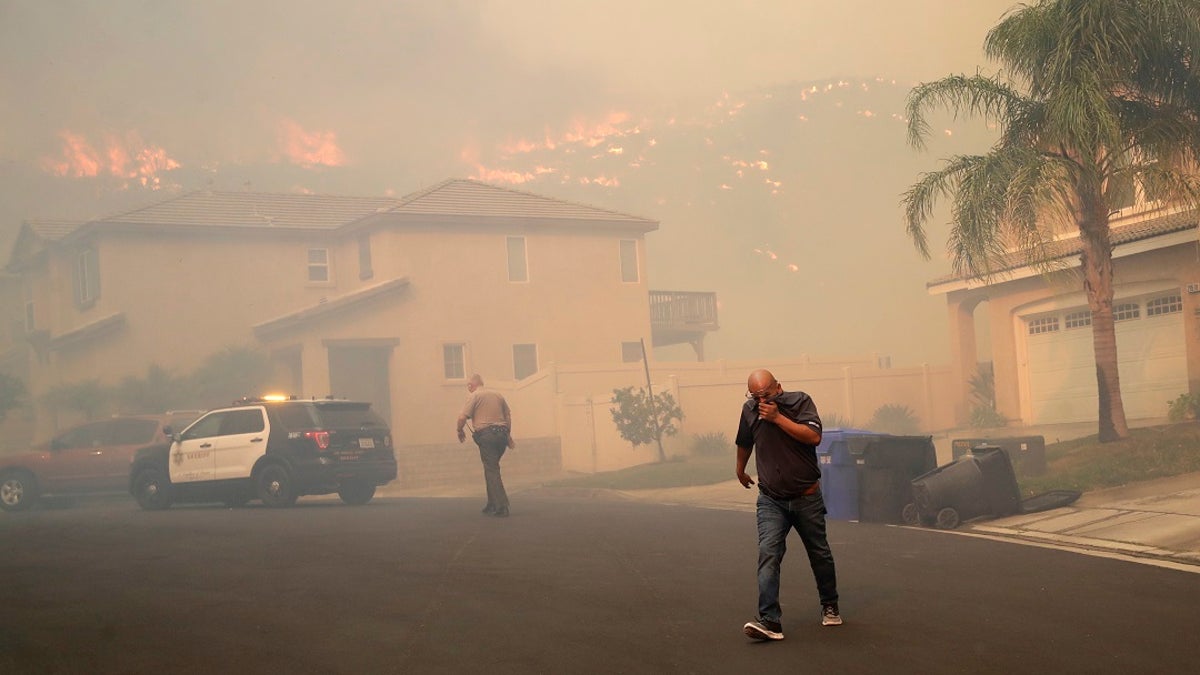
[[743, 621, 784, 641]]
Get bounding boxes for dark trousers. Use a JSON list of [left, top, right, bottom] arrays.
[[755, 489, 838, 625], [473, 427, 510, 510]]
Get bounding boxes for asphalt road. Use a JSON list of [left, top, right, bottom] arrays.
[[2, 493, 1199, 675]]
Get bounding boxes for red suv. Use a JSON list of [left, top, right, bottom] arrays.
[[0, 411, 203, 512]]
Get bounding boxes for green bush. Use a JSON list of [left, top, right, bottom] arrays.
[[1167, 393, 1200, 422], [691, 431, 731, 457], [610, 386, 683, 461], [968, 404, 1008, 429], [865, 404, 920, 435]]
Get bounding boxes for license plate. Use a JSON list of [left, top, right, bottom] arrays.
[[336, 452, 362, 461], [358, 438, 375, 449]]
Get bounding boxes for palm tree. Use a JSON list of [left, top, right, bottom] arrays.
[[903, 0, 1200, 441]]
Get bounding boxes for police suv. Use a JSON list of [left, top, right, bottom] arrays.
[[129, 396, 396, 509]]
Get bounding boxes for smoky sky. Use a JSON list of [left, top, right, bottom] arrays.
[[0, 0, 1020, 365]]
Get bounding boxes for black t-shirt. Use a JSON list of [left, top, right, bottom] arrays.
[[735, 390, 823, 500]]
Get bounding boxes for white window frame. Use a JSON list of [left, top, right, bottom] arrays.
[[1113, 303, 1141, 322], [307, 248, 331, 283], [507, 236, 528, 283], [443, 343, 467, 381], [74, 248, 99, 308], [619, 239, 639, 283], [1027, 316, 1059, 335], [1146, 294, 1182, 317]]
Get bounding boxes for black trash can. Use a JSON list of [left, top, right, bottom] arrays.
[[908, 446, 1021, 529], [951, 436, 1047, 476], [853, 435, 937, 524]]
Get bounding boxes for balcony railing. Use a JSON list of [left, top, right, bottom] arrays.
[[649, 290, 718, 329]]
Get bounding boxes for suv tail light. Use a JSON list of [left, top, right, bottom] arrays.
[[304, 430, 331, 450]]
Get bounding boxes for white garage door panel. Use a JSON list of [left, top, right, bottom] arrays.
[[1026, 309, 1186, 424]]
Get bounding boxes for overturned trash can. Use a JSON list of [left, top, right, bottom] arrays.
[[905, 445, 1080, 529]]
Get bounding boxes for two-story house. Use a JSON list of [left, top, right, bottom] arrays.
[[3, 179, 721, 482]]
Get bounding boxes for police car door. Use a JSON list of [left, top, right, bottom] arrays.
[[210, 406, 268, 481], [169, 412, 222, 483]]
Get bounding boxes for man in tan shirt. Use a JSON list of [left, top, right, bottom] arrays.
[[457, 374, 514, 517]]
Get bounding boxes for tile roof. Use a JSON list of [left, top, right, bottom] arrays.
[[389, 179, 657, 225], [927, 209, 1198, 286], [26, 219, 84, 241], [98, 190, 401, 230], [253, 278, 411, 338]]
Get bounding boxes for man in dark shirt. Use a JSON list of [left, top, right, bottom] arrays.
[[735, 369, 841, 641]]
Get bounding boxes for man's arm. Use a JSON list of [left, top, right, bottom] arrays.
[[757, 401, 822, 445], [456, 413, 469, 443], [736, 446, 755, 488]]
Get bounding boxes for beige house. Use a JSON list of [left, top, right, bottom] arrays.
[[929, 206, 1200, 427], [1, 180, 727, 479]]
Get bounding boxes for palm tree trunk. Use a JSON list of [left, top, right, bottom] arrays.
[[1078, 214, 1130, 442]]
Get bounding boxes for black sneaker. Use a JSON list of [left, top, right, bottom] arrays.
[[482, 504, 496, 514], [821, 604, 843, 626], [743, 619, 784, 641]]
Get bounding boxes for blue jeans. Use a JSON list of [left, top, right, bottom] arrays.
[[755, 489, 838, 624]]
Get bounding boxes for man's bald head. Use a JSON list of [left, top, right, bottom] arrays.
[[747, 369, 777, 392]]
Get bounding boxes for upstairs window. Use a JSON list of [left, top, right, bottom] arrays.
[[620, 239, 639, 283], [621, 341, 643, 363], [443, 343, 466, 380], [73, 248, 100, 308], [358, 234, 373, 280], [513, 343, 538, 380], [507, 236, 528, 282], [308, 248, 330, 282]]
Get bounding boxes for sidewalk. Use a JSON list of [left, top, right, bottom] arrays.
[[607, 472, 1200, 572]]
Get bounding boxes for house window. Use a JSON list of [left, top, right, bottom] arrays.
[[358, 234, 373, 280], [620, 239, 639, 283], [1146, 294, 1182, 317], [73, 248, 100, 308], [307, 248, 330, 282], [1027, 316, 1059, 335], [621, 341, 643, 363], [513, 343, 538, 380], [443, 343, 466, 380], [1064, 311, 1092, 329], [507, 236, 528, 282], [1113, 303, 1141, 322]]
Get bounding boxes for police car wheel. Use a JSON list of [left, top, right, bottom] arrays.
[[0, 470, 38, 512], [257, 464, 297, 507], [337, 481, 376, 506], [133, 467, 173, 511]]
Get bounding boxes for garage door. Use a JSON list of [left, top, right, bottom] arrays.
[[1024, 292, 1186, 424]]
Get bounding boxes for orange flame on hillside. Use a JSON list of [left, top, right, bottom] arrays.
[[278, 119, 346, 168], [499, 112, 635, 155], [42, 130, 180, 189]]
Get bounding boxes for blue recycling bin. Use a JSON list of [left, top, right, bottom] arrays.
[[815, 429, 876, 520]]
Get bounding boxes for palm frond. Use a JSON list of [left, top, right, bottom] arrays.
[[905, 74, 1024, 150]]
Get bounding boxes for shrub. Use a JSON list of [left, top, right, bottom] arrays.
[[968, 404, 1008, 429], [691, 431, 731, 457], [1167, 393, 1200, 422], [865, 404, 920, 435], [610, 386, 684, 461]]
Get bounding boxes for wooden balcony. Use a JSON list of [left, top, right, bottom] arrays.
[[649, 290, 719, 360]]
